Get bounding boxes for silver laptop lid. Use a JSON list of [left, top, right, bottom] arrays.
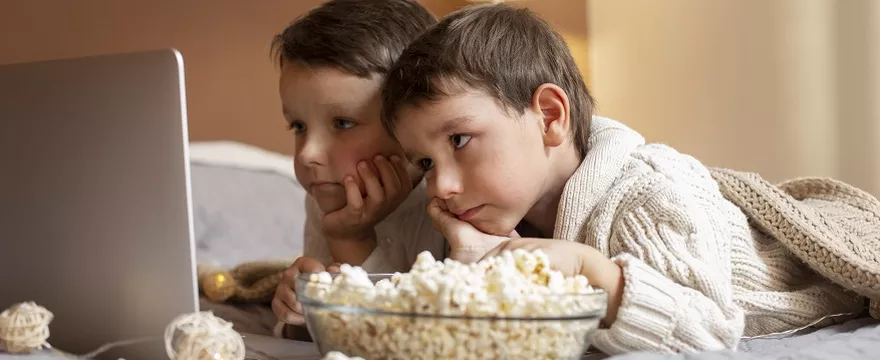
[[0, 49, 198, 359]]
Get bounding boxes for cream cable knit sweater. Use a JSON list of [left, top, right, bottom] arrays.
[[558, 117, 863, 355]]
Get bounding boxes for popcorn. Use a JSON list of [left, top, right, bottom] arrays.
[[301, 249, 605, 360], [321, 351, 364, 360]]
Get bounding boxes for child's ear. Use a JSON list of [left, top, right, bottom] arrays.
[[531, 83, 570, 148]]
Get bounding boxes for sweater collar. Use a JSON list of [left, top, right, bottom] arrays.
[[552, 116, 646, 240]]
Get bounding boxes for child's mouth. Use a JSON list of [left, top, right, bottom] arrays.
[[456, 205, 485, 221], [310, 181, 340, 189]]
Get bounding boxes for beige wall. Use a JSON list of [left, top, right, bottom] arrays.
[[1, 0, 587, 156], [523, 0, 590, 79], [588, 0, 880, 194]]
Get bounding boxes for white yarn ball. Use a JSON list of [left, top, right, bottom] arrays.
[[0, 302, 53, 354], [164, 311, 245, 360]]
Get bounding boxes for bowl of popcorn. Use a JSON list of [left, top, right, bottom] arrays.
[[296, 249, 607, 360]]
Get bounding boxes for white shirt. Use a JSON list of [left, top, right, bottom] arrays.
[[302, 180, 447, 273]]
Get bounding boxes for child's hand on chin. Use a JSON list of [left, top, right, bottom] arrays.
[[322, 156, 413, 239], [427, 198, 517, 264], [319, 155, 412, 264]]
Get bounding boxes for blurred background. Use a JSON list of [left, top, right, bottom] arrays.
[[2, 0, 878, 194]]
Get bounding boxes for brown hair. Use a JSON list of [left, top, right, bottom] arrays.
[[381, 3, 594, 158], [270, 0, 436, 77]]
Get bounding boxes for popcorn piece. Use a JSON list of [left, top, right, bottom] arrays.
[[321, 351, 364, 360], [302, 249, 604, 360]]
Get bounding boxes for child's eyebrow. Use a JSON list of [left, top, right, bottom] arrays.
[[324, 102, 358, 116], [433, 115, 474, 137]]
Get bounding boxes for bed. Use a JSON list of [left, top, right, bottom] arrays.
[[189, 141, 880, 360], [600, 317, 880, 360], [189, 141, 306, 336]]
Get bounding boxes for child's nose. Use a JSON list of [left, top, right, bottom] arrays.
[[296, 137, 327, 166], [429, 168, 463, 200]]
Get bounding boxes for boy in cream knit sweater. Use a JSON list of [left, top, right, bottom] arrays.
[[380, 3, 865, 356]]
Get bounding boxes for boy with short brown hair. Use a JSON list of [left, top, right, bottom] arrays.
[[382, 3, 864, 355], [269, 0, 446, 332]]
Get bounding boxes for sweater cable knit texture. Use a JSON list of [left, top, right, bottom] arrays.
[[710, 168, 880, 318], [555, 117, 866, 355]]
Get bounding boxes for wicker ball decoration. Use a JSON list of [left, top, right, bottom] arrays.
[[200, 271, 237, 302], [164, 311, 245, 360], [0, 302, 54, 354]]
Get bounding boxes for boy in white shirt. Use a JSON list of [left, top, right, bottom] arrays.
[[269, 0, 446, 332]]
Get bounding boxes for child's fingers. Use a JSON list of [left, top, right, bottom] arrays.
[[280, 290, 299, 314], [438, 198, 449, 212], [427, 198, 461, 243], [343, 176, 364, 214], [292, 256, 327, 275], [374, 156, 401, 196], [272, 288, 305, 325], [271, 297, 288, 321], [390, 155, 413, 191], [287, 312, 305, 325], [426, 198, 444, 228], [427, 198, 449, 222], [428, 198, 458, 229], [479, 239, 519, 261], [479, 246, 504, 262], [358, 161, 385, 209], [293, 300, 304, 316]]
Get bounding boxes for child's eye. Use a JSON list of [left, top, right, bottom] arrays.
[[287, 121, 306, 134], [450, 134, 471, 149], [333, 117, 357, 130], [417, 158, 435, 171]]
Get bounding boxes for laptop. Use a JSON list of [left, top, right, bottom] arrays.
[[0, 49, 199, 359], [0, 49, 322, 360]]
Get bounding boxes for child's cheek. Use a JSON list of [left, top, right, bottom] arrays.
[[332, 141, 386, 193]]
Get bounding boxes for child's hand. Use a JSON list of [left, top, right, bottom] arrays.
[[326, 262, 342, 273], [480, 238, 612, 277], [271, 256, 326, 325], [427, 198, 516, 263], [481, 238, 625, 326], [321, 155, 412, 259]]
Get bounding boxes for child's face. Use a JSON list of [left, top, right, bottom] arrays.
[[280, 63, 405, 213], [394, 90, 554, 236]]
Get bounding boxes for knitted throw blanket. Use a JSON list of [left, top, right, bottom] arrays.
[[198, 261, 290, 304], [710, 168, 880, 319]]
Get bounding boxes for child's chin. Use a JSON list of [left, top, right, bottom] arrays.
[[314, 196, 347, 213], [470, 219, 514, 237]]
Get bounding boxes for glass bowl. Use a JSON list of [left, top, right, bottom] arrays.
[[296, 273, 607, 360]]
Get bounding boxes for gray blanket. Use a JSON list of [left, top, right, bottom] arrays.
[[601, 318, 880, 360]]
